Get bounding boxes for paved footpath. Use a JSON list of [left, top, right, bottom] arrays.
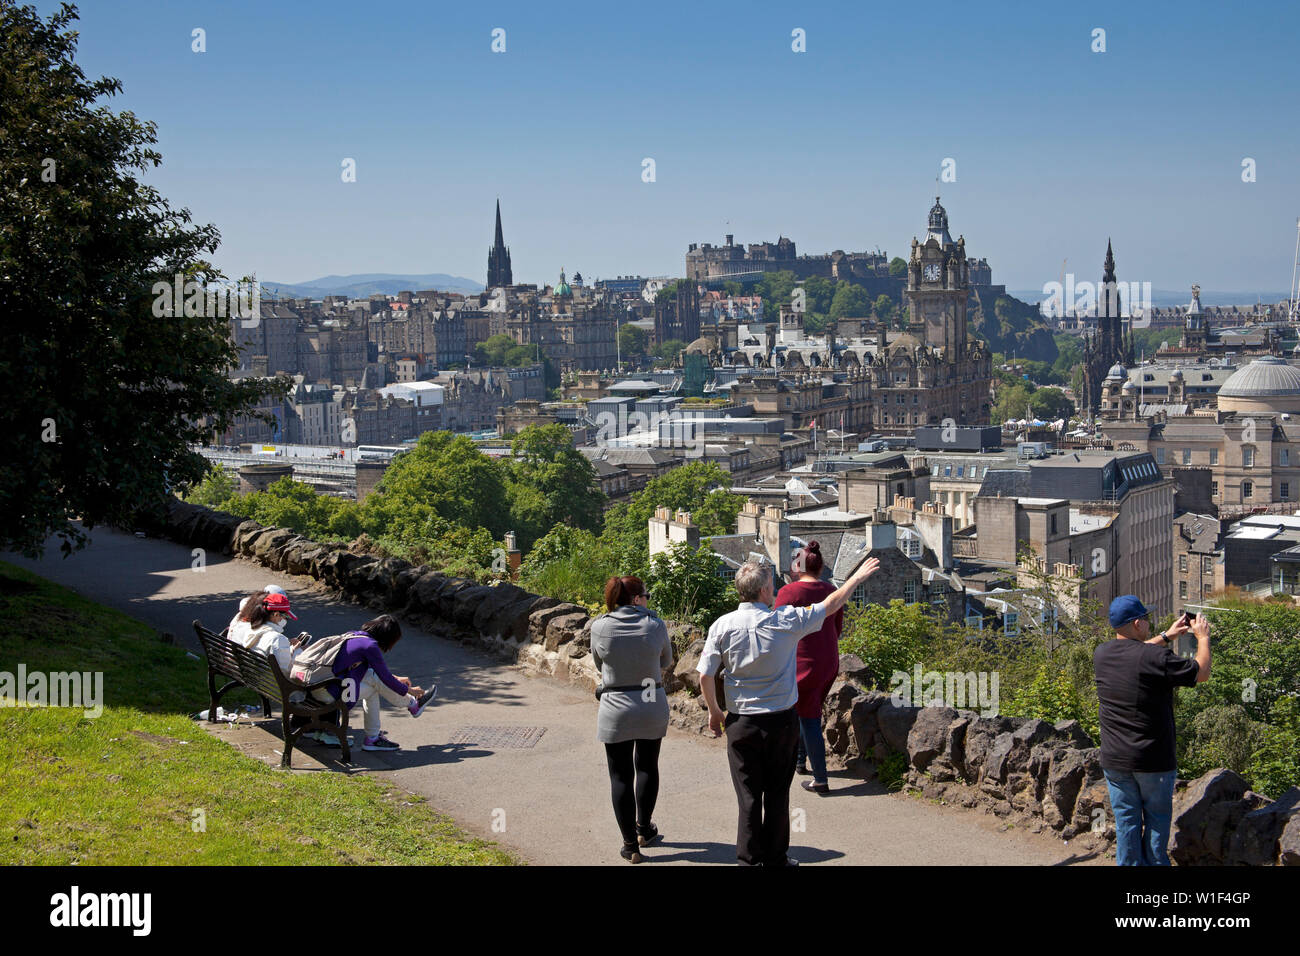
[[6, 527, 1104, 866]]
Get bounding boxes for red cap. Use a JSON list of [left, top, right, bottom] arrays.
[[263, 592, 298, 620]]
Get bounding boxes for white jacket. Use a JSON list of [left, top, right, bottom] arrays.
[[243, 621, 297, 676]]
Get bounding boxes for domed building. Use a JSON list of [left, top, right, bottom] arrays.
[[1099, 353, 1300, 516], [1215, 356, 1300, 415]]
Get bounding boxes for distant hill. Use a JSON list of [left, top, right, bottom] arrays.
[[260, 273, 484, 299], [970, 289, 1059, 363]]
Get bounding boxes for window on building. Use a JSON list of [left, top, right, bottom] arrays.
[[1211, 481, 1218, 496], [1003, 611, 1018, 636], [956, 466, 964, 477], [965, 614, 983, 631], [903, 580, 919, 603], [1243, 447, 1255, 468], [1202, 555, 1213, 575], [852, 583, 865, 607], [1156, 447, 1165, 464], [1282, 449, 1291, 467], [1179, 554, 1187, 572], [1182, 448, 1192, 465], [912, 394, 919, 404], [1179, 580, 1188, 599], [1050, 514, 1057, 534], [944, 465, 952, 477], [1243, 480, 1254, 498], [1210, 449, 1218, 465], [1283, 482, 1291, 500]]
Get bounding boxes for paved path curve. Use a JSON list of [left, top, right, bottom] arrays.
[[6, 528, 1103, 866]]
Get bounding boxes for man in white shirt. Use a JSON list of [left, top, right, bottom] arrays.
[[698, 556, 880, 866]]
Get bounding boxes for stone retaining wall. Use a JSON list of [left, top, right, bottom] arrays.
[[151, 499, 1298, 865]]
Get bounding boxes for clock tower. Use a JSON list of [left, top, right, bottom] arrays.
[[906, 197, 968, 356]]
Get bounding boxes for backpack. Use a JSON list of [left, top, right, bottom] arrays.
[[290, 633, 360, 685]]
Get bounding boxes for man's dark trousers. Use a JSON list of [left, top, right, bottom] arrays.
[[724, 707, 800, 865]]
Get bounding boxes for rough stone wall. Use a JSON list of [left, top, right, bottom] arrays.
[[149, 499, 1298, 864], [148, 498, 601, 693]]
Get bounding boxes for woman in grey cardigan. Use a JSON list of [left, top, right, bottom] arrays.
[[590, 575, 674, 863]]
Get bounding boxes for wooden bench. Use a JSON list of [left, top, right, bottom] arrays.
[[193, 621, 352, 766]]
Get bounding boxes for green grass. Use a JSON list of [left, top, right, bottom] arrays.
[[0, 561, 518, 865]]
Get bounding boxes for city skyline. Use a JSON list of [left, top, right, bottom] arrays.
[[47, 0, 1300, 294]]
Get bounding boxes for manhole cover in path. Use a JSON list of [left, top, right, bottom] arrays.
[[446, 725, 547, 749]]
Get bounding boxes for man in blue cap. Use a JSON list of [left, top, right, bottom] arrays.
[[1093, 595, 1211, 865]]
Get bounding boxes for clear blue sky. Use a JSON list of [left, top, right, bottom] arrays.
[[44, 0, 1300, 295]]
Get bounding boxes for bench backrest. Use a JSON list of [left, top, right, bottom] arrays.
[[193, 620, 289, 700]]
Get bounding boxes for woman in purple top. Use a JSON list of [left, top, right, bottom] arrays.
[[309, 615, 436, 752]]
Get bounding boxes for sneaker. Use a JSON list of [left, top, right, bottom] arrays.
[[408, 684, 438, 718], [363, 732, 400, 752], [636, 823, 662, 847], [801, 779, 830, 795], [620, 842, 643, 864], [305, 730, 342, 748]]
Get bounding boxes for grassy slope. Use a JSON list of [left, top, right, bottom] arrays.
[[0, 561, 516, 865]]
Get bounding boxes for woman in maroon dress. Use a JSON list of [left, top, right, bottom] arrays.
[[775, 541, 844, 794]]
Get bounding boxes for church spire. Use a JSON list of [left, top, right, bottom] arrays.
[[1103, 238, 1116, 284], [487, 199, 512, 288]]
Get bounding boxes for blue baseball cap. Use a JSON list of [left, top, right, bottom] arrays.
[[1108, 595, 1150, 629]]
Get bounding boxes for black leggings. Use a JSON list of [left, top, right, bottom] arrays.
[[604, 738, 662, 845]]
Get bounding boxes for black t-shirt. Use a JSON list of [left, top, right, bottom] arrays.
[[1092, 638, 1200, 772]]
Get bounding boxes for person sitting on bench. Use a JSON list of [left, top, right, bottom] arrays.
[[304, 615, 436, 752], [236, 590, 309, 675], [227, 584, 288, 645]]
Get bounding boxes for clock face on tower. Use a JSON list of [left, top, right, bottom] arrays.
[[923, 263, 941, 282]]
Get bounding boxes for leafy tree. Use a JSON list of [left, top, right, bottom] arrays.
[[183, 464, 238, 509], [373, 518, 501, 581], [829, 283, 872, 320], [1181, 704, 1266, 780], [221, 476, 360, 540], [838, 601, 944, 689], [506, 423, 605, 545], [1029, 387, 1075, 421], [802, 275, 834, 316], [653, 338, 687, 363], [368, 431, 511, 539], [992, 381, 1035, 424], [0, 2, 286, 556], [1004, 663, 1090, 727], [888, 257, 908, 277], [1247, 696, 1300, 797], [517, 523, 615, 610], [618, 323, 647, 360], [600, 461, 743, 572], [872, 294, 896, 324], [643, 541, 737, 629]]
